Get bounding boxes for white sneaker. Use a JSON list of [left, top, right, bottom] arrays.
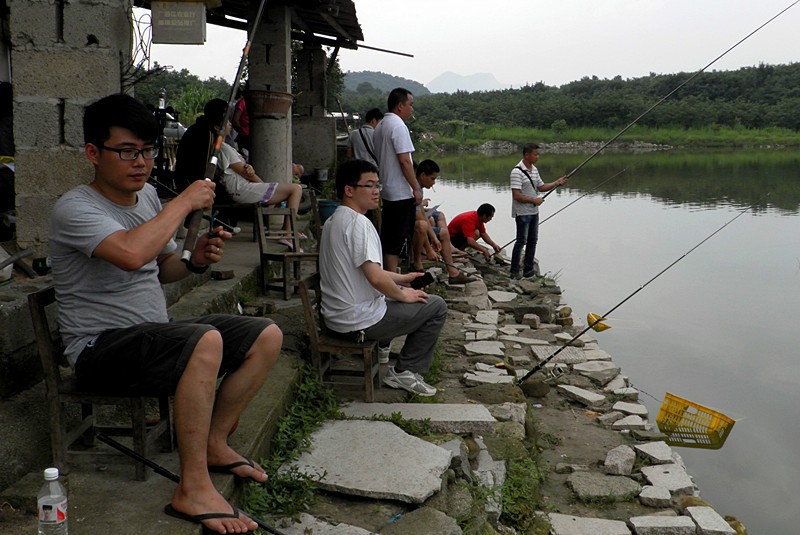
[[383, 366, 437, 397], [377, 346, 391, 364]]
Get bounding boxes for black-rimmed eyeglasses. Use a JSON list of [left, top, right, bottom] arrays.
[[100, 145, 159, 161], [351, 182, 382, 191]]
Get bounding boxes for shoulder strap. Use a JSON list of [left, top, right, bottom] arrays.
[[515, 166, 538, 192], [358, 127, 378, 164]]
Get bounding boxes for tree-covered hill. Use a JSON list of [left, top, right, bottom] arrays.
[[341, 63, 800, 133], [343, 70, 430, 96]]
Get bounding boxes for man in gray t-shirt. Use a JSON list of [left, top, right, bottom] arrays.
[[49, 94, 281, 534]]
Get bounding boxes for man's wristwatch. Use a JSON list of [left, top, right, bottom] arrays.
[[185, 260, 209, 274]]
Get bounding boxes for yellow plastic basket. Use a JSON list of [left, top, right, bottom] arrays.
[[656, 392, 736, 450]]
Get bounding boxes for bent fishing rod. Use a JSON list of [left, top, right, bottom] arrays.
[[518, 201, 757, 384], [541, 0, 800, 200], [497, 168, 627, 252], [96, 434, 289, 535], [181, 0, 269, 265]]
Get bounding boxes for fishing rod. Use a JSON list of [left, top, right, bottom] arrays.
[[180, 0, 269, 265], [96, 434, 289, 535], [518, 202, 756, 384], [149, 176, 242, 235], [541, 0, 800, 200], [497, 168, 627, 253]]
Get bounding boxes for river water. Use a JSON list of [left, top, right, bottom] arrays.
[[420, 149, 800, 534]]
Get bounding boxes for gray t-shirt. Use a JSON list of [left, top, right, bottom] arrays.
[[49, 184, 176, 365]]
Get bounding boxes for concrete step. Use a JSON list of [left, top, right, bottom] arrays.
[[0, 222, 309, 534]]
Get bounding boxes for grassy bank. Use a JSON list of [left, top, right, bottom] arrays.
[[419, 124, 800, 151]]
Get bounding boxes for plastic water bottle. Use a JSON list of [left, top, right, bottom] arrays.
[[37, 467, 68, 535]]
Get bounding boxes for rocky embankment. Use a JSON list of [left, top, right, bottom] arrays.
[[271, 256, 744, 535]]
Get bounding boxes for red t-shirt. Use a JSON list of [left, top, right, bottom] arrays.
[[448, 211, 484, 240], [235, 98, 250, 136]]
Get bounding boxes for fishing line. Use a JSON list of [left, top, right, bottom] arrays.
[[181, 0, 269, 264], [149, 176, 242, 234], [497, 168, 627, 253], [96, 434, 289, 535], [542, 0, 800, 199], [518, 201, 758, 383]]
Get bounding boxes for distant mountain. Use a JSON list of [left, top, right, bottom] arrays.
[[427, 72, 510, 94], [343, 71, 430, 95]]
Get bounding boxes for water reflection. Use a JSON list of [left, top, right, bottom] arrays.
[[418, 149, 800, 535], [433, 150, 800, 214]]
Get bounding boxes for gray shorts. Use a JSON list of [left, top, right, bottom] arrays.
[[74, 314, 275, 395]]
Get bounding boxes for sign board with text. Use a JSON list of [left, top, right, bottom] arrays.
[[152, 1, 206, 44]]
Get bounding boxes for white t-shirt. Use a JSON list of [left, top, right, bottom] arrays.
[[217, 142, 276, 204], [510, 159, 544, 217], [372, 112, 415, 201], [319, 205, 387, 332]]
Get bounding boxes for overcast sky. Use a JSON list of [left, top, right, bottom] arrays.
[[140, 0, 799, 88]]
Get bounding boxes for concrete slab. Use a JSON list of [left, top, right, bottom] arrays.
[[573, 361, 621, 386], [462, 322, 497, 331], [567, 472, 641, 502], [531, 345, 587, 364], [635, 441, 674, 464], [612, 415, 648, 430], [486, 402, 527, 425], [286, 420, 451, 503], [464, 340, 505, 356], [474, 310, 500, 325], [685, 506, 737, 534], [639, 485, 673, 507], [641, 464, 696, 495], [612, 401, 649, 417], [546, 513, 631, 535], [499, 335, 551, 345], [498, 325, 520, 335], [605, 445, 636, 475], [628, 515, 696, 534], [556, 384, 606, 406], [464, 371, 515, 385], [488, 290, 518, 303], [583, 348, 613, 361], [555, 332, 584, 347], [340, 403, 497, 434], [277, 513, 377, 534]]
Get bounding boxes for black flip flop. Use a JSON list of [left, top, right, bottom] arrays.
[[164, 502, 253, 535], [208, 459, 268, 484]]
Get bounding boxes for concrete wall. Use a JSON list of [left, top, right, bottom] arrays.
[[8, 0, 130, 253], [292, 116, 336, 173]]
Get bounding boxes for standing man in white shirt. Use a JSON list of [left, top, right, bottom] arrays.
[[373, 88, 422, 273], [346, 108, 383, 165], [509, 143, 567, 279]]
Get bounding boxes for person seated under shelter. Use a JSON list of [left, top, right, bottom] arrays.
[[176, 99, 305, 248], [319, 159, 448, 397], [49, 93, 282, 535]]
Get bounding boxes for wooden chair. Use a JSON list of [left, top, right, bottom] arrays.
[[256, 205, 319, 300], [298, 273, 380, 402], [28, 286, 173, 481]]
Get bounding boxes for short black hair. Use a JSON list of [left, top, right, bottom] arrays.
[[522, 143, 540, 155], [335, 159, 379, 199], [415, 159, 439, 178], [203, 98, 228, 127], [387, 88, 412, 112], [364, 108, 383, 123], [83, 94, 158, 147], [477, 203, 495, 217]]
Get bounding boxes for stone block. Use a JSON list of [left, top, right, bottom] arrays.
[[605, 445, 636, 475], [522, 313, 540, 328], [8, 0, 57, 47], [612, 414, 648, 431], [635, 441, 674, 464], [64, 98, 92, 148], [641, 464, 696, 495], [573, 361, 621, 386], [639, 485, 673, 507], [546, 513, 631, 535], [584, 348, 612, 361], [464, 340, 505, 356], [14, 194, 57, 250], [597, 411, 625, 427], [381, 507, 461, 535], [555, 315, 574, 326], [13, 48, 120, 98], [557, 384, 606, 406], [685, 506, 736, 534], [475, 309, 500, 325], [628, 515, 696, 534], [567, 472, 641, 503], [612, 401, 649, 417], [340, 402, 497, 434], [555, 332, 584, 346], [13, 98, 60, 149], [488, 290, 518, 302], [63, 1, 131, 50], [277, 512, 376, 535], [15, 147, 89, 195]]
